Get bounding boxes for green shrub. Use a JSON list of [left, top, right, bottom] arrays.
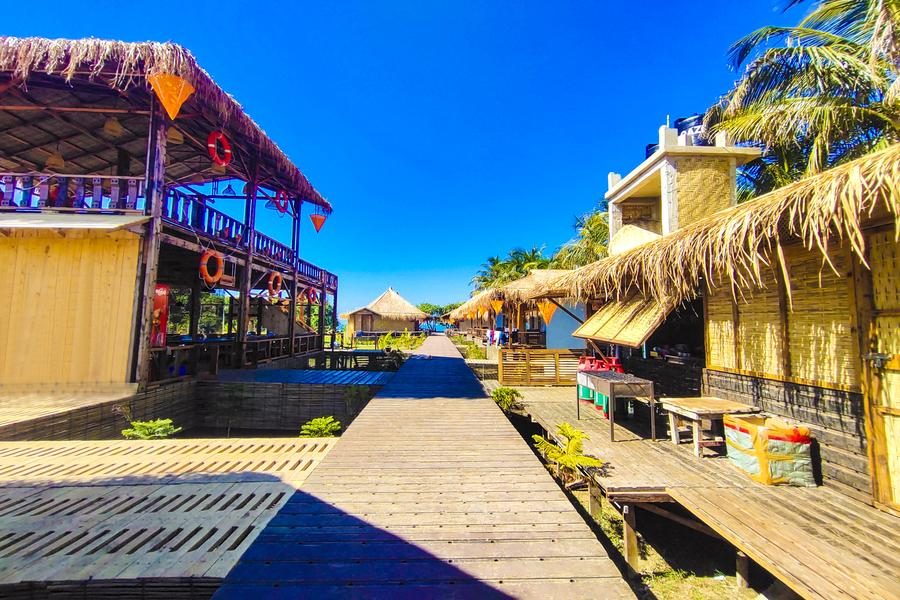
[[532, 422, 603, 484], [491, 386, 523, 411], [378, 329, 425, 351], [464, 344, 487, 359], [122, 418, 182, 440], [300, 416, 342, 437]]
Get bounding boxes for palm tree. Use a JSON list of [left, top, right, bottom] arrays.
[[705, 0, 900, 197], [471, 246, 550, 291], [551, 210, 609, 268]]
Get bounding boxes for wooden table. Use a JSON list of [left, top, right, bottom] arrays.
[[576, 371, 656, 442], [660, 396, 760, 457]]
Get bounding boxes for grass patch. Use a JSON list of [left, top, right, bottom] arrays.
[[451, 335, 488, 359]]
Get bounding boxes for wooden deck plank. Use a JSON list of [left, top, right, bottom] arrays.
[[214, 335, 633, 599], [0, 437, 335, 592], [510, 384, 900, 600]]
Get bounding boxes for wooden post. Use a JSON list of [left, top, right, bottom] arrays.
[[189, 276, 202, 339], [588, 480, 601, 518], [237, 156, 259, 367], [287, 198, 300, 356], [332, 287, 339, 349], [318, 283, 327, 347], [736, 550, 750, 590], [133, 102, 167, 387], [622, 504, 639, 572]]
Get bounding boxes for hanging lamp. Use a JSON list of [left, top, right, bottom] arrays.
[[103, 116, 124, 138]]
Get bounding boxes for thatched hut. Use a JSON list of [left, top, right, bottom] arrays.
[[0, 37, 338, 389], [552, 144, 900, 509], [342, 288, 427, 338]]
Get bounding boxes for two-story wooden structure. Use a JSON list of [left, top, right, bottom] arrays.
[[0, 37, 338, 394]]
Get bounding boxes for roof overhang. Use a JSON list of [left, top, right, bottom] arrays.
[[607, 145, 761, 206], [0, 212, 148, 230], [573, 296, 675, 347]]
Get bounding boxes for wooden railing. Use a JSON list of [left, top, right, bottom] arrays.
[[149, 333, 323, 381], [1, 173, 145, 211], [498, 348, 584, 386], [244, 333, 321, 366], [161, 189, 247, 247]]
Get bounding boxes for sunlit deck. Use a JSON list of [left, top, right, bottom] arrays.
[[0, 437, 335, 598], [214, 335, 634, 599], [507, 385, 900, 600]]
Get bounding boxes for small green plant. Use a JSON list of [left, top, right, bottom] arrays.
[[122, 418, 182, 440], [532, 422, 603, 485], [463, 344, 487, 359], [378, 329, 426, 351], [300, 416, 342, 437], [491, 386, 523, 412]]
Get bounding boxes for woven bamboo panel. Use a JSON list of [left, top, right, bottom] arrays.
[[784, 244, 858, 389], [675, 157, 732, 228], [870, 230, 900, 361], [706, 289, 737, 369], [737, 267, 784, 376], [573, 297, 673, 347]]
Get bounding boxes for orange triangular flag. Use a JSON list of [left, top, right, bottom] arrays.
[[490, 300, 503, 314], [310, 213, 327, 232], [148, 73, 195, 120], [538, 300, 557, 325]]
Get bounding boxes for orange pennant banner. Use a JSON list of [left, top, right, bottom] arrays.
[[538, 300, 557, 325], [148, 73, 195, 121], [310, 213, 327, 232], [490, 300, 503, 314]]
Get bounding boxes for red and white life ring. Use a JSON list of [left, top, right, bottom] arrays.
[[268, 272, 283, 296], [206, 131, 233, 167], [199, 249, 224, 285], [273, 190, 289, 214]]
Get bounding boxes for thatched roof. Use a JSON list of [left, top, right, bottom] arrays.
[[554, 144, 900, 305], [448, 289, 495, 321], [342, 288, 427, 321], [501, 269, 572, 303], [447, 270, 572, 321], [0, 37, 331, 212]]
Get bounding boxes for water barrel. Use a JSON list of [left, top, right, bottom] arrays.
[[674, 114, 708, 146], [645, 143, 659, 158]]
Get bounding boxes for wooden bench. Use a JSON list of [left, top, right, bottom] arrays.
[[660, 396, 759, 457]]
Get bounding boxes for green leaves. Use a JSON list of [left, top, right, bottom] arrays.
[[491, 386, 523, 411], [532, 421, 603, 484], [550, 210, 609, 269], [471, 246, 550, 291], [300, 416, 342, 438], [121, 418, 182, 440], [706, 0, 900, 195]]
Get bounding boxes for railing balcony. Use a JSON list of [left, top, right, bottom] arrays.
[[162, 189, 247, 249], [0, 173, 145, 211]]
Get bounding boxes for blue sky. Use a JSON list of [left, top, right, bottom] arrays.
[[7, 1, 797, 313]]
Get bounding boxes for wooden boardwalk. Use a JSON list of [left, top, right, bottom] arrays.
[[0, 438, 335, 598], [508, 385, 900, 600], [214, 335, 633, 599]]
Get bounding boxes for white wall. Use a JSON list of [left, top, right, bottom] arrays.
[[545, 302, 585, 350]]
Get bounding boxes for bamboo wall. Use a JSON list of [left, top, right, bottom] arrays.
[[703, 241, 869, 499], [674, 157, 733, 228], [705, 244, 857, 390], [0, 230, 141, 385], [345, 315, 417, 338]]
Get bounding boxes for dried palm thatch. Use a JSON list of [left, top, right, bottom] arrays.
[[555, 144, 900, 305], [448, 289, 496, 321], [342, 288, 427, 321], [501, 269, 572, 304], [0, 36, 331, 212]]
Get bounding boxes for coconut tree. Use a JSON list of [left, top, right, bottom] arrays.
[[705, 0, 900, 197], [551, 210, 609, 269], [471, 247, 550, 291]]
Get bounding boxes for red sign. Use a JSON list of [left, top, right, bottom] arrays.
[[151, 284, 170, 348]]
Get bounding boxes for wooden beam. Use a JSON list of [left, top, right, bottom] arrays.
[[634, 502, 721, 539], [0, 104, 150, 115], [736, 551, 750, 590], [132, 102, 167, 386], [622, 504, 640, 571], [237, 155, 260, 367], [549, 298, 584, 324]]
